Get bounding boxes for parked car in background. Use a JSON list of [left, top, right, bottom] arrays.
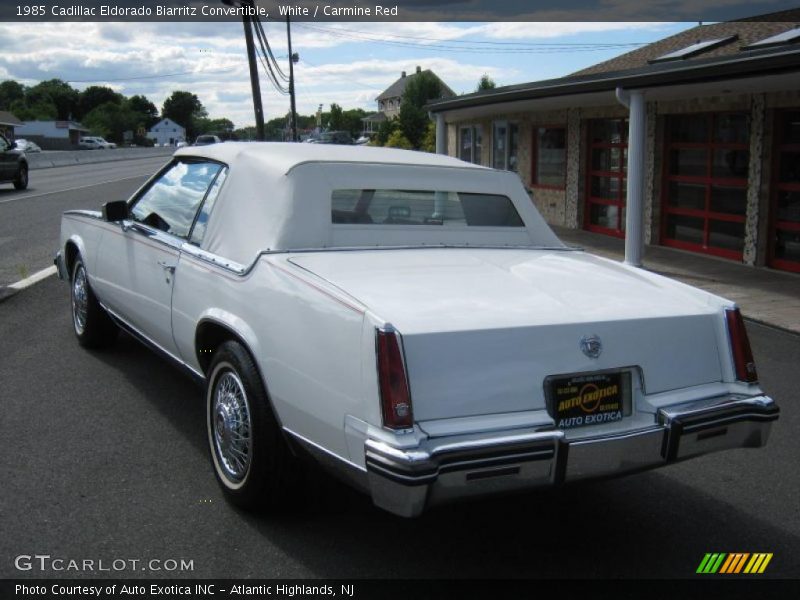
[[176, 141, 188, 148], [79, 136, 116, 149], [315, 130, 353, 145], [194, 135, 221, 146], [55, 143, 779, 517], [0, 134, 29, 190], [14, 139, 42, 153], [78, 137, 103, 150]]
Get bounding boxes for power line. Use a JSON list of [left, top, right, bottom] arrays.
[[252, 15, 289, 95]]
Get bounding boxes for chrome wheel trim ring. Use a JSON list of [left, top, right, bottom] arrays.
[[72, 264, 88, 335], [210, 368, 252, 486]]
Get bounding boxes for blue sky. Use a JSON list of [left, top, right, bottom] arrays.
[[0, 21, 692, 128]]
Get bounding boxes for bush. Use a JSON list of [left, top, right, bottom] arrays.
[[385, 130, 414, 150]]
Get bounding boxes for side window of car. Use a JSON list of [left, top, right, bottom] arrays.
[[189, 167, 228, 246], [0, 136, 8, 152], [130, 160, 222, 238]]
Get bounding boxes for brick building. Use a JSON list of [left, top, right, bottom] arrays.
[[429, 14, 800, 273]]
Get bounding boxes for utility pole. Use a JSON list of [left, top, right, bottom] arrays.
[[223, 0, 264, 140], [286, 16, 298, 142]]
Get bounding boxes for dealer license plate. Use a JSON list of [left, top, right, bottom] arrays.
[[548, 371, 632, 429]]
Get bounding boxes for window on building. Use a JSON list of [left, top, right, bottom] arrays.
[[459, 125, 483, 165], [492, 121, 519, 172], [532, 126, 566, 188], [585, 118, 628, 237], [662, 112, 750, 260], [769, 109, 800, 272]]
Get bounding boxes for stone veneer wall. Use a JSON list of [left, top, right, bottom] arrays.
[[564, 108, 582, 229]]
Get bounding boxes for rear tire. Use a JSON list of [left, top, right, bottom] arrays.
[[206, 341, 302, 510], [13, 163, 28, 190], [70, 257, 118, 348]]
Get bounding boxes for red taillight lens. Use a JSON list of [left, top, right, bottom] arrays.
[[725, 308, 758, 383], [376, 328, 413, 430]]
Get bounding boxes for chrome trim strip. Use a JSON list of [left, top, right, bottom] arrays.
[[180, 242, 247, 275], [125, 221, 184, 252], [63, 209, 102, 219], [100, 302, 204, 380]]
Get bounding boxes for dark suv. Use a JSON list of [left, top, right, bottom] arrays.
[[0, 134, 28, 190]]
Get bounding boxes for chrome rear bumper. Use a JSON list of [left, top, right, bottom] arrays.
[[365, 394, 778, 517]]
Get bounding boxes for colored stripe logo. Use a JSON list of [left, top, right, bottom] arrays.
[[697, 553, 773, 574]]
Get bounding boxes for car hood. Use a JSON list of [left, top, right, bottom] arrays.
[[286, 248, 722, 334]]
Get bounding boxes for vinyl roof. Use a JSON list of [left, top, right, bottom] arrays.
[[175, 142, 484, 176]]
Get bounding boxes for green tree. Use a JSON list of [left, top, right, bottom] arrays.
[[0, 80, 25, 111], [341, 108, 367, 138], [398, 71, 443, 149], [476, 74, 496, 91], [420, 121, 436, 153], [77, 86, 121, 119], [162, 91, 207, 140], [374, 118, 399, 146], [26, 79, 78, 120], [328, 103, 344, 130], [196, 117, 236, 139], [82, 101, 140, 143], [127, 95, 159, 127]]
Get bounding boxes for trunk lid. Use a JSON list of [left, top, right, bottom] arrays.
[[287, 249, 724, 420]]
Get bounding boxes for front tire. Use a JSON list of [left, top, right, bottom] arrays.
[[70, 257, 118, 348], [13, 163, 28, 190], [206, 341, 301, 510]]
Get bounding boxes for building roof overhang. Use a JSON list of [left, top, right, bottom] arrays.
[[427, 45, 800, 118]]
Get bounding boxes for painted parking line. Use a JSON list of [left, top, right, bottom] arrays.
[[0, 175, 146, 205], [8, 265, 58, 290], [0, 265, 58, 302]]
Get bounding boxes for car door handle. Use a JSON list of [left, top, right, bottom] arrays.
[[158, 261, 176, 274]]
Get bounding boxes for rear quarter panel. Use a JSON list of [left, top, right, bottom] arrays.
[[171, 252, 367, 462]]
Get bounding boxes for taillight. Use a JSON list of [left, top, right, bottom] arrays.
[[725, 308, 758, 383], [376, 327, 414, 430]]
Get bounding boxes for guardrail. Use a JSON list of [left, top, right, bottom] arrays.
[[27, 146, 176, 170]]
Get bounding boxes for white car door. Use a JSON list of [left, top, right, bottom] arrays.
[[93, 159, 226, 358]]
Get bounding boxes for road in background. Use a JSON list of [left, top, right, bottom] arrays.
[[0, 275, 797, 579], [0, 156, 168, 287]]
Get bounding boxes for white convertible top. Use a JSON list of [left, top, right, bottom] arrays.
[[173, 142, 562, 263], [175, 142, 487, 176]]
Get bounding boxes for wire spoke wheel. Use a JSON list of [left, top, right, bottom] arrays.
[[71, 264, 89, 335], [212, 370, 252, 484]]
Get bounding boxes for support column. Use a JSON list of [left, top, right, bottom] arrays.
[[618, 88, 646, 267], [435, 113, 446, 155]]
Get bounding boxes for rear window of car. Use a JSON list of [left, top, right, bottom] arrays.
[[331, 189, 524, 227]]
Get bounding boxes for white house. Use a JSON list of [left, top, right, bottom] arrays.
[[147, 118, 186, 146]]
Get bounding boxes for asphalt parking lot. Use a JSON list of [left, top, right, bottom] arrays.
[[0, 161, 798, 581], [1, 274, 798, 579]]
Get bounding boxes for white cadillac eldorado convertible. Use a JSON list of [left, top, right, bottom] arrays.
[[56, 143, 778, 517]]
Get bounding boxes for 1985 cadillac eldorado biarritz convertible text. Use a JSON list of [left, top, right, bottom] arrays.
[[55, 143, 779, 517]]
